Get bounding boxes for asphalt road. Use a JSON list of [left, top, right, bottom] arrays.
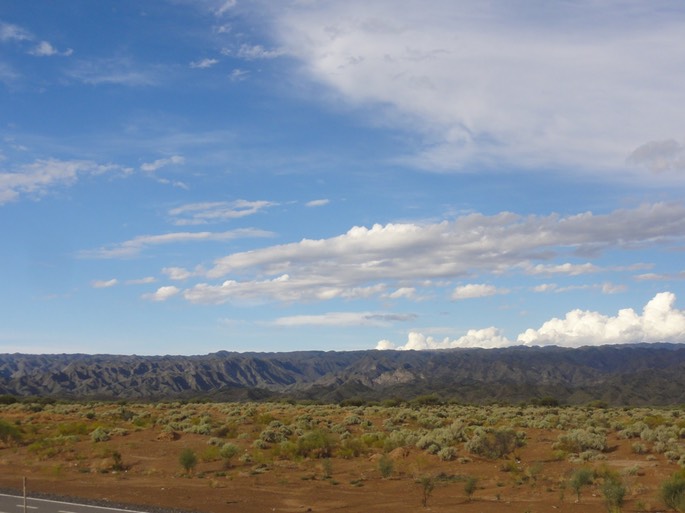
[[0, 494, 150, 513]]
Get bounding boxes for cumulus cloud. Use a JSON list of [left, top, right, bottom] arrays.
[[451, 283, 509, 300], [264, 1, 685, 179], [0, 158, 128, 205], [378, 292, 685, 350], [182, 203, 685, 304], [274, 311, 416, 327], [91, 279, 118, 288], [518, 292, 685, 347], [168, 200, 277, 225], [79, 228, 272, 259], [143, 286, 180, 302], [377, 327, 512, 350]]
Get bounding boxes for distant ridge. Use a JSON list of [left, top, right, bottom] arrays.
[[2, 344, 685, 405]]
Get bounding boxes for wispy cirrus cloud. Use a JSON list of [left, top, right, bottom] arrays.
[[190, 58, 219, 69], [0, 158, 130, 205], [79, 228, 273, 259], [264, 0, 685, 181], [274, 311, 416, 327], [67, 58, 158, 86], [91, 278, 118, 288], [169, 200, 277, 225]]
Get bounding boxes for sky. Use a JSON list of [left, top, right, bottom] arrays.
[[1, 0, 685, 355]]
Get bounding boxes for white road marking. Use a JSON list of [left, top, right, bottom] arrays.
[[16, 507, 37, 510], [0, 496, 148, 513]]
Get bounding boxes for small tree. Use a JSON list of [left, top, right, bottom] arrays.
[[602, 476, 626, 513], [179, 448, 198, 474], [379, 454, 394, 478], [419, 475, 435, 508], [219, 443, 239, 468], [464, 476, 478, 502], [569, 468, 594, 502]]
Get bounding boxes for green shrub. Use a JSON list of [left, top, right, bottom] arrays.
[[465, 428, 523, 459], [379, 454, 394, 478], [0, 419, 22, 445], [661, 473, 685, 512], [602, 476, 626, 513], [569, 468, 594, 502], [90, 427, 110, 443], [464, 476, 478, 502], [297, 430, 334, 458], [179, 448, 198, 473]]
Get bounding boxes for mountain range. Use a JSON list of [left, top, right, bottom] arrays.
[[2, 344, 685, 405]]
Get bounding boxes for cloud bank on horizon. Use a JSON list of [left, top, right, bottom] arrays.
[[377, 292, 685, 350]]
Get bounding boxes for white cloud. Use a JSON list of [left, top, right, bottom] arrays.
[[524, 262, 599, 276], [229, 68, 248, 81], [140, 155, 185, 172], [163, 267, 195, 281], [628, 139, 685, 173], [79, 228, 272, 259], [91, 278, 118, 288], [29, 41, 73, 57], [386, 287, 417, 300], [451, 283, 508, 300], [266, 1, 685, 180], [184, 203, 685, 304], [377, 327, 512, 350], [190, 58, 219, 69], [305, 199, 330, 207], [169, 200, 276, 225], [68, 58, 157, 86], [0, 158, 127, 205], [635, 271, 685, 282], [143, 286, 180, 302], [0, 22, 31, 42], [235, 44, 283, 60], [518, 292, 685, 347], [214, 0, 237, 16], [126, 277, 156, 285], [274, 311, 416, 327], [378, 292, 685, 350]]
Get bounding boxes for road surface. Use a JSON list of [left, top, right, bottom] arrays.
[[0, 494, 150, 513]]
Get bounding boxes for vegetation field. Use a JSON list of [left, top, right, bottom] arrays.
[[2, 399, 685, 512]]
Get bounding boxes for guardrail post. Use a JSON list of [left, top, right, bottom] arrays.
[[23, 476, 27, 513]]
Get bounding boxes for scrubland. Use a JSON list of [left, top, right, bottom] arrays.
[[1, 399, 685, 512]]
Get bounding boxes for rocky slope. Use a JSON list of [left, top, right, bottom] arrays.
[[1, 344, 685, 405]]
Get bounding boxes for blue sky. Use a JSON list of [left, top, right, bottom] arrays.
[[2, 0, 685, 355]]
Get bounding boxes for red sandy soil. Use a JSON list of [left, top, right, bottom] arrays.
[[1, 406, 681, 513]]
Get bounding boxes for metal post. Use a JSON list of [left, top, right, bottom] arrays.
[[23, 476, 27, 513]]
